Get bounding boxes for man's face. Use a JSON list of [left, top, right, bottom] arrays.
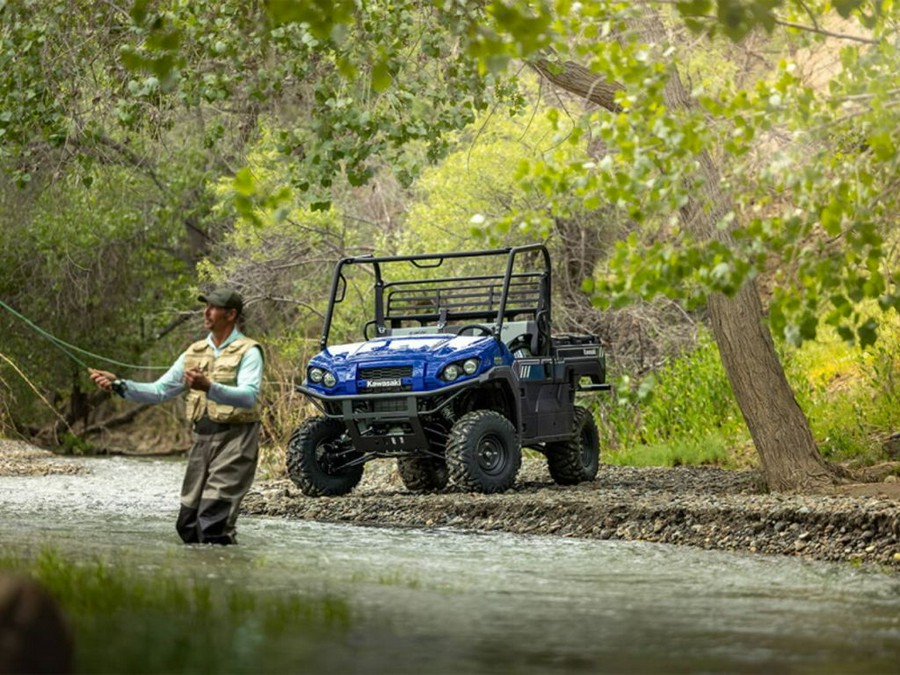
[[203, 304, 237, 332]]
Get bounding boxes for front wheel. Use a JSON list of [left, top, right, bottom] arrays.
[[545, 406, 600, 485], [286, 416, 364, 497], [446, 410, 521, 493]]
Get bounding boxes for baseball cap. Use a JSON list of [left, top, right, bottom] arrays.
[[198, 287, 244, 314]]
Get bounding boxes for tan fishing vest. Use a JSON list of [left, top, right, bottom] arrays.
[[183, 337, 263, 424]]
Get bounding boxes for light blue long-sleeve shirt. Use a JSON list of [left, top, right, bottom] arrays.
[[122, 329, 263, 409]]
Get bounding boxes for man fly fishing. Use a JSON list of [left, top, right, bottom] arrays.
[[89, 288, 264, 545]]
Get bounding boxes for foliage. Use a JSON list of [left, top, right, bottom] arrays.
[[203, 130, 353, 336], [0, 548, 350, 674], [607, 433, 734, 468], [398, 108, 557, 253], [255, 348, 321, 480], [0, 0, 522, 208], [783, 312, 900, 464], [480, 0, 900, 349], [393, 106, 619, 339], [599, 330, 747, 459], [601, 314, 900, 468], [0, 166, 193, 426]]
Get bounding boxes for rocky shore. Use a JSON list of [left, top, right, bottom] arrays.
[[0, 440, 88, 477], [243, 457, 900, 570], [4, 439, 899, 570]]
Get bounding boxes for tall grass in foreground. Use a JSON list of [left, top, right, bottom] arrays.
[[598, 319, 899, 468], [0, 549, 351, 674]]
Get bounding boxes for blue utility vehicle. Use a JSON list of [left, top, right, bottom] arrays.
[[289, 243, 609, 495]]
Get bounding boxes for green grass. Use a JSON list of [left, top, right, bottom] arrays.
[[0, 549, 352, 674], [607, 432, 734, 468], [599, 331, 749, 468]]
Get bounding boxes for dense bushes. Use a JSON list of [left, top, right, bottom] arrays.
[[597, 318, 899, 468]]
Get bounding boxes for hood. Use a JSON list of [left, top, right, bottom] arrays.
[[322, 335, 492, 363]]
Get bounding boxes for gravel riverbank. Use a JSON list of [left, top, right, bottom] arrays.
[[4, 440, 898, 570], [0, 440, 88, 477], [243, 457, 900, 570]]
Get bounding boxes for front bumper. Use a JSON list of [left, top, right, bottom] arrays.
[[296, 371, 490, 416], [296, 373, 492, 455]]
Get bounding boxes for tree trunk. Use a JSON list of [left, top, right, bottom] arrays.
[[708, 286, 838, 490], [533, 13, 846, 491]]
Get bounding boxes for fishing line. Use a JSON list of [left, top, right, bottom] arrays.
[[0, 298, 169, 372]]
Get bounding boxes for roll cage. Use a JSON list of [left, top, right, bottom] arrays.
[[318, 243, 553, 354]]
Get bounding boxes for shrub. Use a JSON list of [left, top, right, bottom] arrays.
[[598, 330, 747, 466], [783, 314, 900, 465]]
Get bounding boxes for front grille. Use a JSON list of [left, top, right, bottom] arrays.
[[373, 399, 408, 413], [359, 366, 413, 379]]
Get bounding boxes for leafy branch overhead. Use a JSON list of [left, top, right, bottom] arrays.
[[0, 0, 896, 348], [0, 0, 521, 204], [477, 0, 898, 347]]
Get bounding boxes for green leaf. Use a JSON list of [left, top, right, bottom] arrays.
[[833, 0, 865, 18], [867, 132, 895, 162], [675, 0, 713, 18], [820, 200, 843, 237], [232, 168, 256, 197], [371, 60, 392, 93]]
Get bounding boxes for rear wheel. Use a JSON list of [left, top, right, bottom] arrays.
[[287, 416, 364, 496], [397, 456, 449, 492], [546, 406, 600, 485], [446, 410, 521, 493]]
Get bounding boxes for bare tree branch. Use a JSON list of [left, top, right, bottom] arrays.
[[530, 59, 624, 113]]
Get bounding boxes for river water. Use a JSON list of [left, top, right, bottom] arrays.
[[2, 456, 900, 673]]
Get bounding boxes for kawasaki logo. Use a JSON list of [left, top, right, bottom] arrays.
[[363, 379, 402, 388]]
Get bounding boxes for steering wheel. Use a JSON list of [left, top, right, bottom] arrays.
[[457, 324, 493, 337]]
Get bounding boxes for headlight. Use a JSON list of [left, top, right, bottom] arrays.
[[463, 358, 479, 375], [309, 367, 336, 387], [442, 364, 460, 381]]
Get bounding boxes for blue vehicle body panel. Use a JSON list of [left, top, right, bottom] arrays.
[[305, 334, 513, 397]]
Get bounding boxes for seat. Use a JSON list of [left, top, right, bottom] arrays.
[[501, 320, 536, 358]]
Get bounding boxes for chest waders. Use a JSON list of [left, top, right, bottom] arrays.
[[176, 338, 263, 545]]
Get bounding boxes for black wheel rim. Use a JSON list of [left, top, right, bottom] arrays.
[[580, 428, 593, 467], [476, 433, 507, 475]]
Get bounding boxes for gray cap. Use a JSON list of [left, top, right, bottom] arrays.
[[198, 287, 243, 314]]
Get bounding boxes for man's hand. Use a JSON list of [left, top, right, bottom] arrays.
[[88, 368, 118, 391], [184, 367, 211, 392]]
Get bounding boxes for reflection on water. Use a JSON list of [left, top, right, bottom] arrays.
[[2, 456, 899, 673]]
